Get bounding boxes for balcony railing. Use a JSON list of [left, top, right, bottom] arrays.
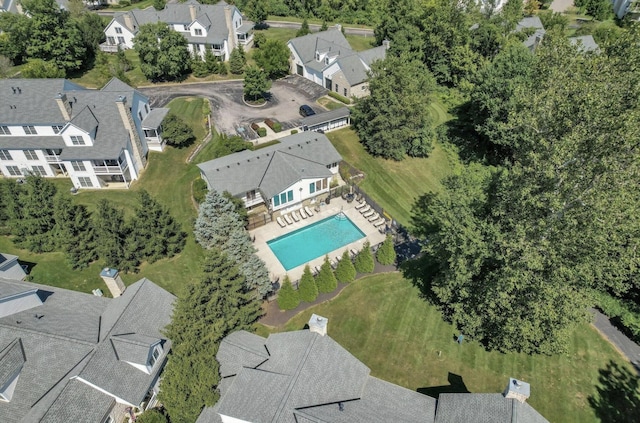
[[99, 43, 126, 53], [45, 155, 62, 163], [93, 163, 127, 174]]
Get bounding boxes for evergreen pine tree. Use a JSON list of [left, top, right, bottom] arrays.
[[129, 190, 186, 263], [298, 265, 318, 302], [229, 47, 245, 74], [316, 255, 338, 293], [376, 235, 396, 265], [161, 248, 260, 423], [297, 18, 311, 37], [354, 241, 375, 273], [13, 176, 57, 253], [277, 275, 300, 310], [335, 250, 356, 283], [54, 196, 98, 269], [94, 199, 132, 271]]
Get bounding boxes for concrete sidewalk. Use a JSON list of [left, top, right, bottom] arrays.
[[591, 308, 640, 373]]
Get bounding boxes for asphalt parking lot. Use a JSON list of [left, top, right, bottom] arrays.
[[138, 75, 328, 139]]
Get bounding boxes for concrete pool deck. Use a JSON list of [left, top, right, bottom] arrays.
[[250, 197, 387, 283]]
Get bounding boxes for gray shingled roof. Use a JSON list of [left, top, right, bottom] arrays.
[[288, 28, 353, 65], [111, 333, 161, 365], [569, 35, 600, 52], [78, 279, 175, 406], [0, 78, 151, 161], [197, 132, 342, 200], [39, 379, 115, 423], [0, 338, 25, 388], [0, 254, 26, 281], [434, 393, 549, 423], [0, 277, 174, 422], [142, 108, 170, 129], [515, 17, 546, 50], [205, 329, 434, 423]]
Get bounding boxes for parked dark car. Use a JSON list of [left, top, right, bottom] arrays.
[[299, 105, 316, 117]]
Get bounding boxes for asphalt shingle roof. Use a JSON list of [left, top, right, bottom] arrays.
[[569, 35, 600, 52], [197, 132, 342, 200], [142, 108, 169, 128], [434, 393, 549, 423], [39, 379, 115, 423], [0, 338, 25, 388]]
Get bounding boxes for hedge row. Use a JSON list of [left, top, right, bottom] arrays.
[[328, 91, 351, 104], [265, 118, 282, 133]]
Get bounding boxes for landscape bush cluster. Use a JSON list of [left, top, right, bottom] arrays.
[[278, 238, 396, 310], [328, 91, 351, 105], [264, 118, 282, 133]]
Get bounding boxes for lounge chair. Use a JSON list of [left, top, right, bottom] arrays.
[[359, 205, 371, 214], [315, 265, 322, 274], [292, 211, 300, 222], [299, 208, 308, 219], [373, 219, 386, 227], [355, 201, 367, 210], [350, 248, 359, 258], [277, 216, 286, 228], [363, 210, 375, 218], [284, 214, 293, 225], [305, 206, 314, 217], [368, 213, 379, 222]]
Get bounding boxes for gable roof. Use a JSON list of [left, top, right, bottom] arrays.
[[197, 132, 342, 200], [199, 329, 436, 423], [434, 393, 549, 423], [515, 17, 546, 50], [0, 277, 174, 422]]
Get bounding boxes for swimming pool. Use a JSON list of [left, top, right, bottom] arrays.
[[267, 213, 365, 271]]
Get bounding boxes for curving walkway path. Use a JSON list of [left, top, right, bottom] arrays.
[[591, 308, 640, 373]]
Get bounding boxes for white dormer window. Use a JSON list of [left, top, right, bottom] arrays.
[[195, 28, 202, 36], [148, 344, 162, 369], [70, 135, 85, 146], [115, 27, 122, 34], [325, 57, 330, 65], [315, 52, 320, 61]]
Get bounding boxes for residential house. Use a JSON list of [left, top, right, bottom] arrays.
[[569, 35, 600, 53], [0, 254, 26, 280], [197, 132, 342, 213], [613, 0, 640, 20], [515, 16, 546, 51], [0, 77, 169, 189], [196, 314, 549, 423], [0, 277, 175, 422], [288, 27, 388, 99], [102, 0, 253, 61]]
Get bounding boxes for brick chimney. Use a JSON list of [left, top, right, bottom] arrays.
[[100, 268, 126, 297], [224, 5, 236, 51], [308, 314, 328, 336], [503, 378, 530, 403], [55, 93, 71, 121], [115, 95, 147, 169], [189, 4, 197, 21]]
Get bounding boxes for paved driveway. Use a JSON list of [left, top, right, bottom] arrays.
[[138, 75, 328, 139]]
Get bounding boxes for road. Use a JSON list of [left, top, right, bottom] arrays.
[[591, 308, 640, 374]]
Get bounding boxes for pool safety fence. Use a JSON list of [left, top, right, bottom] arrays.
[[247, 213, 272, 230], [339, 160, 365, 183]]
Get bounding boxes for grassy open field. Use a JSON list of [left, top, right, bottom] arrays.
[[0, 98, 210, 296], [258, 272, 634, 423], [328, 125, 457, 226]]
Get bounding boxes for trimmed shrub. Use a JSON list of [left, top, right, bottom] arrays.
[[193, 178, 208, 204], [257, 127, 267, 137], [335, 250, 356, 283], [273, 122, 282, 132], [118, 0, 131, 5], [298, 265, 318, 302], [316, 256, 338, 293], [595, 291, 640, 343], [376, 235, 396, 265], [291, 129, 298, 134], [354, 241, 375, 273], [277, 275, 300, 310], [328, 91, 351, 104], [136, 409, 168, 423]]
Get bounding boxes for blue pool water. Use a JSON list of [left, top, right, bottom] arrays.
[[268, 213, 365, 270]]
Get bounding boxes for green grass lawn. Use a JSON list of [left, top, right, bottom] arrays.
[[317, 97, 345, 110], [0, 97, 209, 296], [258, 27, 374, 52], [258, 273, 633, 423], [328, 124, 457, 226], [70, 50, 148, 89]]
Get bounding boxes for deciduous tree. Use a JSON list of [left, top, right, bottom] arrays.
[[134, 22, 190, 81], [352, 54, 436, 160], [253, 39, 290, 79], [161, 114, 196, 147]]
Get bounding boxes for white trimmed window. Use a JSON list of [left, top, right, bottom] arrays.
[[115, 27, 122, 34], [118, 36, 125, 44], [22, 126, 36, 135], [30, 166, 46, 176], [195, 28, 202, 36], [78, 177, 93, 187], [52, 125, 63, 134], [71, 161, 86, 172], [0, 126, 10, 135], [5, 166, 21, 176], [70, 136, 85, 146], [0, 150, 12, 160], [24, 150, 38, 160], [148, 345, 162, 368]]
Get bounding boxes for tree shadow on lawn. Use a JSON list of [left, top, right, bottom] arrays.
[[588, 360, 640, 423], [418, 372, 470, 399]]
